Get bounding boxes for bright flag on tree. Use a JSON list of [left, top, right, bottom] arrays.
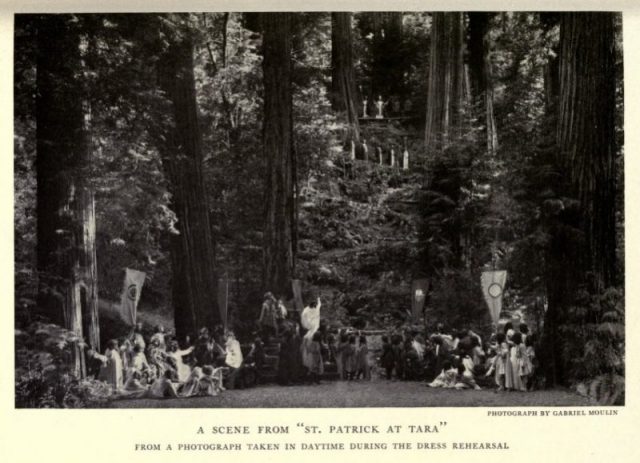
[[119, 268, 146, 325], [481, 270, 507, 324]]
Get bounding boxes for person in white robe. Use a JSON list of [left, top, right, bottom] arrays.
[[97, 339, 124, 391], [167, 341, 194, 383]]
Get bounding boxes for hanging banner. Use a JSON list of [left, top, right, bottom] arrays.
[[292, 279, 304, 312], [411, 279, 429, 322], [481, 270, 508, 324], [119, 268, 146, 326], [217, 277, 229, 329]]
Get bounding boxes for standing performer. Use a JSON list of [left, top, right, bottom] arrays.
[[259, 292, 279, 340], [167, 340, 194, 383], [97, 339, 124, 391], [224, 332, 244, 389]]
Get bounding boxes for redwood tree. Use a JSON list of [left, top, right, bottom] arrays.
[[424, 12, 466, 153], [35, 15, 100, 376], [261, 13, 295, 297], [467, 12, 498, 155], [558, 12, 617, 290], [157, 19, 219, 338], [331, 12, 361, 143], [542, 12, 618, 384]]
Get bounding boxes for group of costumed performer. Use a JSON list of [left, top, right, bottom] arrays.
[[88, 322, 244, 399]]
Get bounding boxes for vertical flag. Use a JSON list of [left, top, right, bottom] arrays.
[[481, 270, 508, 324], [119, 268, 146, 325], [411, 279, 429, 322], [217, 277, 229, 329]]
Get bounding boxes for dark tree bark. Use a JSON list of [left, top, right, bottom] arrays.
[[557, 12, 617, 290], [331, 12, 361, 144], [541, 13, 617, 385], [35, 15, 100, 376], [467, 12, 498, 155], [261, 13, 295, 298], [157, 22, 219, 339], [425, 12, 466, 153]]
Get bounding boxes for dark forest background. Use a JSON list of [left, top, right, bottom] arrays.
[[14, 12, 624, 406]]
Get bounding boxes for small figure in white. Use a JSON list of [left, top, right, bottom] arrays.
[[375, 95, 385, 119], [350, 140, 356, 160], [377, 146, 383, 166], [362, 97, 368, 118], [362, 139, 369, 161], [402, 138, 409, 170], [390, 149, 396, 168]]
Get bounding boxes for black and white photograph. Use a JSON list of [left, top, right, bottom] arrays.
[[13, 9, 624, 410]]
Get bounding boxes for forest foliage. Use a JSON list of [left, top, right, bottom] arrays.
[[14, 12, 623, 404]]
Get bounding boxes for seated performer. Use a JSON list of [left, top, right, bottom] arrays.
[[428, 360, 458, 388], [180, 367, 204, 397], [146, 370, 179, 399], [198, 365, 226, 396]]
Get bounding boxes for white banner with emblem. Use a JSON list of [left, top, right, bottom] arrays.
[[119, 268, 146, 325], [481, 270, 507, 324]]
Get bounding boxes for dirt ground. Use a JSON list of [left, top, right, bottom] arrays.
[[110, 377, 590, 408]]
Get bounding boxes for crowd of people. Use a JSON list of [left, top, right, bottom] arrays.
[[422, 322, 537, 392], [86, 290, 537, 399], [86, 322, 253, 399], [259, 292, 374, 385]]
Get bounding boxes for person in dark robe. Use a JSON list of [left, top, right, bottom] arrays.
[[336, 331, 349, 380], [277, 327, 296, 385], [343, 335, 357, 380], [391, 335, 404, 380], [193, 327, 211, 367], [381, 335, 395, 380], [246, 335, 265, 384], [291, 323, 304, 384], [355, 335, 371, 380], [430, 335, 451, 382], [259, 292, 279, 341]]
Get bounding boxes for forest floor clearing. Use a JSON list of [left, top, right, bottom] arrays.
[[110, 378, 588, 408]]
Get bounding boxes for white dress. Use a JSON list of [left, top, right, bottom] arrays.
[[97, 348, 123, 390], [225, 339, 243, 369], [169, 346, 194, 382]]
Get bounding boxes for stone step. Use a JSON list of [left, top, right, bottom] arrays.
[[264, 345, 280, 356]]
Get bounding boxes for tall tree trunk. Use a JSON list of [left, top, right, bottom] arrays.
[[157, 21, 219, 339], [331, 12, 361, 144], [425, 12, 466, 153], [261, 13, 295, 298], [541, 12, 617, 385], [558, 12, 617, 290], [467, 12, 498, 155], [36, 15, 100, 376]]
